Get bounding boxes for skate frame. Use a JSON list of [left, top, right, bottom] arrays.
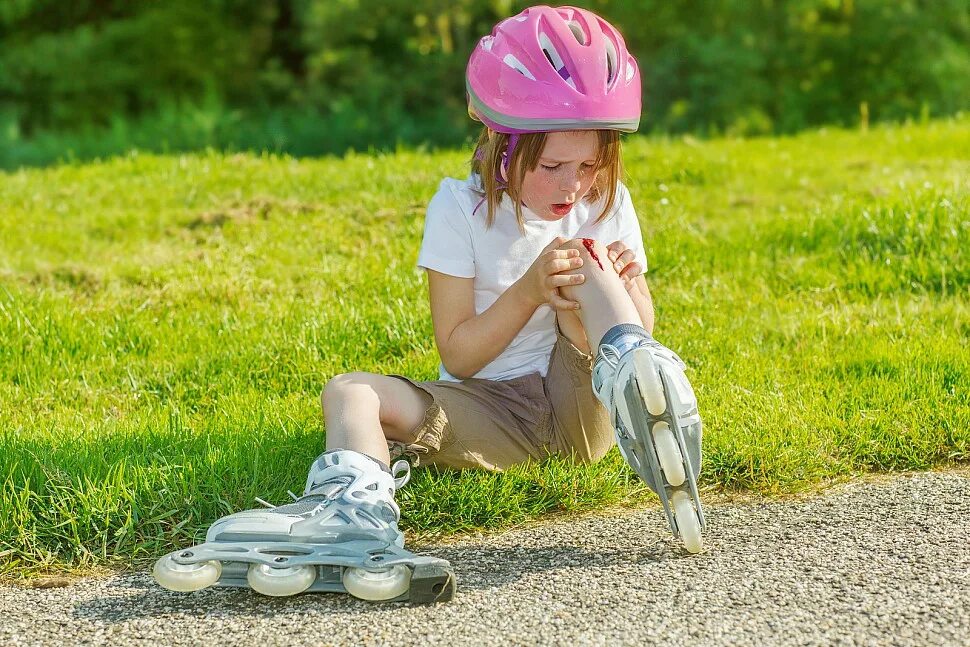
[[621, 359, 707, 538], [168, 540, 455, 603]]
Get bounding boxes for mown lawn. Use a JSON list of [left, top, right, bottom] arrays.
[[1, 119, 967, 576]]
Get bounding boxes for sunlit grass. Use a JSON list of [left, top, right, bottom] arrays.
[[1, 118, 968, 575]]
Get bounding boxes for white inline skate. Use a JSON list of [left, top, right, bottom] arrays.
[[153, 449, 456, 603], [593, 327, 706, 553]]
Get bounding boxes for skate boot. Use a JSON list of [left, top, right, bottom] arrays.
[[153, 449, 456, 602], [592, 324, 706, 553]]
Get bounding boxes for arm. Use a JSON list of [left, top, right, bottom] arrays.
[[426, 269, 539, 380]]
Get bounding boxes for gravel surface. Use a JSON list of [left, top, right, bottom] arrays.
[[3, 471, 968, 647]]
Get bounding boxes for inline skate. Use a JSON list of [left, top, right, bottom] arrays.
[[153, 449, 456, 603], [593, 326, 706, 553]]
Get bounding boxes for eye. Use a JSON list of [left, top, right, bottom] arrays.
[[541, 163, 561, 170], [582, 162, 596, 168]]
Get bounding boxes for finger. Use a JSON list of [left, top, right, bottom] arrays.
[[548, 273, 585, 289], [546, 249, 579, 261], [545, 286, 572, 305], [606, 242, 628, 262], [613, 250, 635, 273], [545, 249, 580, 265], [611, 253, 630, 273], [619, 262, 643, 279], [550, 294, 581, 311], [547, 256, 583, 274]]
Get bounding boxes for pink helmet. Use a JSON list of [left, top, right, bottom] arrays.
[[466, 5, 641, 134]]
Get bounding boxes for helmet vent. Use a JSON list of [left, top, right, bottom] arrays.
[[605, 38, 618, 85], [626, 57, 636, 82], [566, 21, 587, 45], [502, 53, 536, 80], [538, 32, 577, 89]]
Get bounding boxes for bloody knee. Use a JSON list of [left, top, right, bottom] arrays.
[[558, 238, 608, 273]]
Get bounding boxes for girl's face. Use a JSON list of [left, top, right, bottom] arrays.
[[519, 130, 600, 221]]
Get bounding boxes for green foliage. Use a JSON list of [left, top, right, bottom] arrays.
[[0, 2, 272, 131], [0, 119, 967, 574], [1, 0, 968, 166], [605, 0, 970, 134]]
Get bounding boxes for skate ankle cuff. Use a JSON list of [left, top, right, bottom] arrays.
[[320, 448, 392, 474], [599, 323, 651, 350], [366, 454, 393, 475]]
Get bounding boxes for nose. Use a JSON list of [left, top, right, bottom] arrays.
[[559, 173, 582, 193]]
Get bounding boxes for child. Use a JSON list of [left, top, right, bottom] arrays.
[[319, 6, 704, 551], [156, 5, 705, 600]]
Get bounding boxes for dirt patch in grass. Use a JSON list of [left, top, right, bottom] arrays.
[[185, 197, 319, 229]]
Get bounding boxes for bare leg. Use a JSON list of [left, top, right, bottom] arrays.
[[556, 238, 642, 350], [555, 305, 592, 355], [321, 373, 433, 466]]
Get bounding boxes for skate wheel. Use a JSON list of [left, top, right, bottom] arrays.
[[670, 490, 703, 554], [342, 565, 411, 601], [653, 422, 686, 487], [633, 350, 666, 416], [153, 554, 222, 592], [247, 563, 316, 597]]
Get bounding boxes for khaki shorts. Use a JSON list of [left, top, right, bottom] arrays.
[[386, 323, 615, 471]]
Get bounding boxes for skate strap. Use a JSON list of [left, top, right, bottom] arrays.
[[391, 460, 411, 489], [305, 476, 353, 500], [592, 345, 621, 416], [593, 344, 631, 430], [388, 440, 430, 468]]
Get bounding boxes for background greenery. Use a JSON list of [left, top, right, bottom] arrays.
[[2, 0, 969, 168], [1, 119, 967, 575]]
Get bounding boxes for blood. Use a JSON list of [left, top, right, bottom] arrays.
[[581, 238, 604, 270]]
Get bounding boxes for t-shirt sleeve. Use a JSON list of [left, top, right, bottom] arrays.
[[612, 183, 649, 274], [417, 182, 476, 278]]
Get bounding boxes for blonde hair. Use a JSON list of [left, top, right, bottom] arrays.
[[470, 128, 623, 233]]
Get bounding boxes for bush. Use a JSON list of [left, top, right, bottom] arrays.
[[1, 0, 968, 165]]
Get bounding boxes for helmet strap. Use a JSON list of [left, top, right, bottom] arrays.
[[472, 133, 523, 216], [499, 133, 520, 185]]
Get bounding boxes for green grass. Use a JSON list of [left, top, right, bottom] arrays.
[[1, 119, 968, 576]]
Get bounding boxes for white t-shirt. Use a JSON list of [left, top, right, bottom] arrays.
[[417, 174, 648, 383]]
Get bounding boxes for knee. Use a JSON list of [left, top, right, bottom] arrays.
[[558, 238, 611, 273], [557, 237, 588, 253], [321, 372, 379, 410]]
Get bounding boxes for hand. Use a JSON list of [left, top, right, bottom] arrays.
[[516, 236, 586, 311], [606, 241, 642, 290]]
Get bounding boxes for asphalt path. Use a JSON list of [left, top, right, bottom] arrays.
[[3, 470, 968, 646]]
